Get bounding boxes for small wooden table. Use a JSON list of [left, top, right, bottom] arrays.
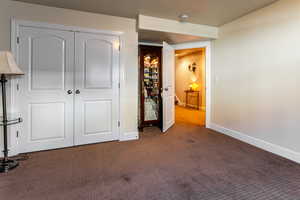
[[184, 90, 200, 110]]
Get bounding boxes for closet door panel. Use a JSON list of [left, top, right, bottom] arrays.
[[85, 39, 112, 88], [31, 36, 65, 90], [84, 100, 112, 134], [74, 32, 120, 145], [17, 26, 75, 153]]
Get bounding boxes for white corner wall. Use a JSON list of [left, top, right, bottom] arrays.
[[211, 0, 300, 163], [0, 0, 139, 154], [138, 15, 219, 39]]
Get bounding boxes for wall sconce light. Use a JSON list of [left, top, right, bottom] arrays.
[[188, 62, 197, 72]]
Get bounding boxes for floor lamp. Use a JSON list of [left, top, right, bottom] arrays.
[[0, 51, 24, 173]]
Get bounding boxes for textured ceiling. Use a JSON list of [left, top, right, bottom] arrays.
[[14, 0, 277, 26]]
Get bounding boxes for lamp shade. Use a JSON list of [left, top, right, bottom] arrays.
[[0, 51, 24, 75]]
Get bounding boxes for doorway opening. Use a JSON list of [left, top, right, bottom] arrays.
[[174, 48, 206, 126], [138, 45, 163, 131], [137, 39, 211, 133]]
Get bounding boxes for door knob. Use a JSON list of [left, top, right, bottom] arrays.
[[75, 89, 80, 94], [67, 90, 73, 94], [164, 88, 169, 91]]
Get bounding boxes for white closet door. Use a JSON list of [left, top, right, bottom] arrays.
[[17, 26, 75, 153], [162, 42, 175, 132], [74, 32, 120, 145]]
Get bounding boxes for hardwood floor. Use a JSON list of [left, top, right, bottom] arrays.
[[175, 105, 205, 126]]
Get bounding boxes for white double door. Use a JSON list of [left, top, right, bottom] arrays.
[[17, 26, 120, 153]]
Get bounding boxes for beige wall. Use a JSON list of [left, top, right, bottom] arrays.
[[0, 0, 138, 151], [2, 0, 299, 159], [212, 0, 300, 153], [175, 51, 205, 109]]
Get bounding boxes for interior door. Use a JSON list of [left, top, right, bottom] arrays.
[[162, 42, 175, 132], [17, 26, 74, 153], [74, 32, 120, 145]]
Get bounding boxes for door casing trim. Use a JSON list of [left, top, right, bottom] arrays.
[[172, 41, 212, 128]]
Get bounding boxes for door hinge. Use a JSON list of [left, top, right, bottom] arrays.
[[118, 121, 120, 127], [119, 45, 121, 51], [16, 83, 19, 91], [16, 131, 19, 138], [17, 37, 20, 44], [118, 83, 120, 89]]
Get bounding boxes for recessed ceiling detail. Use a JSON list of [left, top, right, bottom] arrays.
[[14, 0, 278, 26], [139, 30, 205, 44]]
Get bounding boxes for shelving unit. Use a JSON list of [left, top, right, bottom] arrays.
[[139, 45, 162, 130]]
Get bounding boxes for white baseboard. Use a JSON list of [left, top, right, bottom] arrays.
[[119, 131, 139, 142], [209, 123, 300, 164], [0, 149, 19, 158]]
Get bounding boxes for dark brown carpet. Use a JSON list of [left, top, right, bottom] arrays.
[[1, 122, 300, 200]]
